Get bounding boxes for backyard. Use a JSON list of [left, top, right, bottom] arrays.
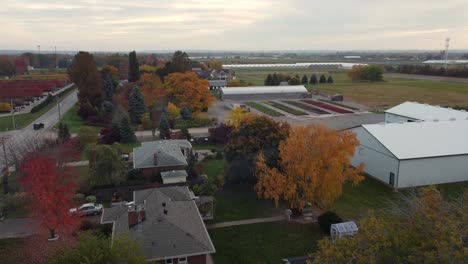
[[235, 68, 468, 108]]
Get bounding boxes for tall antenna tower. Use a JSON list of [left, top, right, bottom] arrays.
[[444, 38, 450, 70]]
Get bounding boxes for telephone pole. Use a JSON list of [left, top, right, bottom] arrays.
[[37, 45, 41, 68], [10, 99, 15, 130]]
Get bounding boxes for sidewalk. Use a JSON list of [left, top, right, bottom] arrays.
[[206, 215, 284, 229], [0, 218, 38, 239]]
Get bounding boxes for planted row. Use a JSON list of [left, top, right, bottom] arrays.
[[282, 100, 329, 115], [301, 100, 353, 114], [244, 102, 284, 117], [266, 101, 308, 116]]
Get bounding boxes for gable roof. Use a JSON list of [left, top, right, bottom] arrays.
[[161, 170, 187, 179], [362, 120, 468, 160], [133, 140, 191, 169], [101, 186, 215, 260], [385, 101, 468, 121]]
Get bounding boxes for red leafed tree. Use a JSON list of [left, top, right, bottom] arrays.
[[19, 141, 80, 240]]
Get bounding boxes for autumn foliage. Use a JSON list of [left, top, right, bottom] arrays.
[[164, 72, 215, 113], [137, 73, 165, 110], [19, 141, 80, 239], [255, 125, 364, 209], [228, 106, 254, 128]]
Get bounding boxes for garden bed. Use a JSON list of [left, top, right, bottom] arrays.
[[282, 100, 329, 115], [266, 101, 308, 116], [244, 102, 284, 117], [318, 99, 360, 111], [301, 100, 353, 114]]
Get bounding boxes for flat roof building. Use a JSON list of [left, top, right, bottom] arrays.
[[219, 85, 309, 101], [385, 101, 468, 123]]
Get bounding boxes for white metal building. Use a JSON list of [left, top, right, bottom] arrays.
[[385, 102, 468, 123], [219, 85, 309, 101], [351, 120, 468, 188]]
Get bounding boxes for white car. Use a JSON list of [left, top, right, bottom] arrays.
[[69, 203, 103, 216]]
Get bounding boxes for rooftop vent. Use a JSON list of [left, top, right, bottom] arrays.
[[162, 202, 166, 207], [450, 118, 456, 121], [164, 209, 168, 215], [416, 120, 424, 123], [433, 119, 439, 122]]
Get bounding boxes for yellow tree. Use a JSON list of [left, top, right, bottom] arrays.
[[312, 186, 467, 264], [255, 124, 364, 209], [228, 106, 253, 128], [164, 72, 215, 113], [167, 102, 180, 120]]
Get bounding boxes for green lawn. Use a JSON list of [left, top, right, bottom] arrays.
[[209, 222, 321, 264], [236, 68, 468, 107], [244, 101, 284, 116], [58, 103, 84, 133], [202, 158, 226, 179], [193, 144, 225, 152], [213, 188, 284, 223], [331, 176, 468, 220]]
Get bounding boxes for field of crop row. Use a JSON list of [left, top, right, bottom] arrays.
[[0, 80, 68, 104], [244, 100, 355, 117]]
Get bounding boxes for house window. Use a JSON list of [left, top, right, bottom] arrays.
[[165, 259, 173, 264], [178, 257, 187, 263]]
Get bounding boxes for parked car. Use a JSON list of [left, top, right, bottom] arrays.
[[69, 203, 103, 216], [33, 123, 44, 130]]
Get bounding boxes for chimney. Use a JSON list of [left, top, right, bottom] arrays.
[[153, 153, 158, 165], [128, 211, 138, 227]]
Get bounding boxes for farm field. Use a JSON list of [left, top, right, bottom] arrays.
[[244, 101, 284, 116], [301, 100, 353, 114], [265, 101, 308, 115], [235, 69, 468, 108], [282, 100, 329, 115]]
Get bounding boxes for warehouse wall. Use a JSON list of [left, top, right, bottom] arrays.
[[351, 127, 399, 187], [398, 156, 468, 188], [385, 113, 419, 123], [221, 92, 309, 101]]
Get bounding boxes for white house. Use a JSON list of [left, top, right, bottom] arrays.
[[351, 120, 468, 188], [385, 101, 468, 123]]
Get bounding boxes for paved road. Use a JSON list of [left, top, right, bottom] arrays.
[[385, 73, 468, 83], [0, 218, 39, 239], [0, 88, 78, 172]]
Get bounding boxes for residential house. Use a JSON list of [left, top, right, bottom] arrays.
[[101, 186, 216, 263], [133, 140, 192, 181]]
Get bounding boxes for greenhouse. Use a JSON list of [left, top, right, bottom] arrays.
[[330, 221, 358, 242]]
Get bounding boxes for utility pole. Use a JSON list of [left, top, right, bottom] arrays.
[[37, 45, 41, 68], [10, 99, 15, 130], [57, 95, 61, 120], [444, 38, 450, 70], [55, 46, 57, 69]]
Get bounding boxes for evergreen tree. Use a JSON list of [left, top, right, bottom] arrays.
[[58, 122, 70, 143], [301, 75, 308, 85], [128, 51, 140, 82], [101, 101, 114, 118], [181, 126, 191, 140], [327, 75, 334, 84], [310, 74, 318, 85], [180, 106, 192, 120], [288, 77, 300, 85], [119, 114, 137, 143], [158, 113, 171, 139], [128, 86, 147, 124], [264, 74, 273, 86], [272, 73, 279, 86], [295, 74, 300, 80], [102, 74, 115, 102], [319, 74, 327, 84]]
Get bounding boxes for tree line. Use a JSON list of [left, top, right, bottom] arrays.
[[385, 64, 468, 78], [264, 73, 333, 86]]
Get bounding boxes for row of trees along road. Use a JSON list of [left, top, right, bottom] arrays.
[[264, 73, 333, 86]]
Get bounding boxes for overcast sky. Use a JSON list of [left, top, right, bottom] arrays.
[[1, 0, 467, 51]]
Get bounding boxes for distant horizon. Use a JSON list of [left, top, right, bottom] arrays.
[[1, 1, 467, 51]]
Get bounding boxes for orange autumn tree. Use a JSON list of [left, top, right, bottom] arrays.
[[137, 73, 165, 110], [255, 124, 364, 209], [164, 72, 215, 113]]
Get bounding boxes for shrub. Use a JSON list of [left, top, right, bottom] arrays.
[[86, 195, 97, 203], [73, 193, 86, 203], [211, 149, 217, 153], [318, 211, 343, 235], [79, 219, 94, 231], [31, 94, 53, 113], [216, 152, 223, 159], [174, 114, 212, 128], [127, 169, 144, 181]]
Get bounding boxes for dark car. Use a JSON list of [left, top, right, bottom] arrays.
[[33, 123, 44, 130]]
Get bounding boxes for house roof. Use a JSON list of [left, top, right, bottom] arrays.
[[133, 140, 191, 169], [221, 86, 308, 95], [160, 170, 188, 179], [101, 186, 215, 260], [385, 101, 468, 121], [282, 256, 314, 264], [361, 119, 468, 160]]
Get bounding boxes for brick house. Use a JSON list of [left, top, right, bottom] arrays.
[[101, 186, 216, 263], [132, 140, 192, 182]]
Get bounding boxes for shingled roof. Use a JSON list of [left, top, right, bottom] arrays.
[[101, 186, 215, 261], [132, 140, 191, 169]]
